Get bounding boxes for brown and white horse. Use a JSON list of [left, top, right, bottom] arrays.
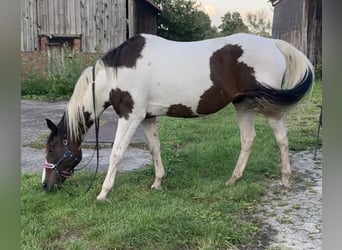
[[42, 33, 314, 200]]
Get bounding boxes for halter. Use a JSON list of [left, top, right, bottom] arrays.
[[43, 65, 100, 192], [43, 139, 80, 179]]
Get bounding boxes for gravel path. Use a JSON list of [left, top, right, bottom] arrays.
[[21, 99, 322, 249], [259, 149, 322, 249]]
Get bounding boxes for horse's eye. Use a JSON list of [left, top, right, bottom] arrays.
[[48, 145, 54, 153]]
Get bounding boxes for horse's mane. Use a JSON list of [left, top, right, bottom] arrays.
[[65, 66, 93, 142]]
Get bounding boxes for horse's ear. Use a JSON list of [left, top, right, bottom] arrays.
[[46, 119, 58, 135], [94, 60, 104, 75]]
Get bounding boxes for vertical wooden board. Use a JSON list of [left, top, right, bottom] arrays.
[[113, 0, 119, 47], [45, 0, 50, 35], [99, 0, 106, 51], [128, 0, 134, 37], [38, 0, 47, 35], [36, 0, 42, 35], [31, 0, 38, 50], [95, 0, 101, 51], [114, 0, 126, 47], [27, 0, 32, 50], [21, 0, 26, 51], [66, 0, 72, 34], [21, 0, 38, 51], [81, 0, 88, 51], [301, 0, 308, 56], [88, 0, 94, 51], [75, 0, 81, 35], [103, 0, 109, 51], [89, 0, 95, 51], [109, 0, 116, 49], [48, 0, 54, 35], [80, 0, 85, 50], [58, 0, 63, 34], [33, 0, 37, 48]]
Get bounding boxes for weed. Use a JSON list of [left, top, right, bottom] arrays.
[[292, 204, 302, 210], [21, 52, 98, 100]]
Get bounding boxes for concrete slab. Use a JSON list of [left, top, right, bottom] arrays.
[[21, 99, 151, 174]]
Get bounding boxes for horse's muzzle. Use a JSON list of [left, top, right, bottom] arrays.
[[42, 181, 53, 192]]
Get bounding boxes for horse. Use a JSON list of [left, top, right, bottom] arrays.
[[42, 33, 314, 200]]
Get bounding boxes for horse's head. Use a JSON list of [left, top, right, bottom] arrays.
[[42, 117, 82, 192]]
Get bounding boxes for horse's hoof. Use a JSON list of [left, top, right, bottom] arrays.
[[151, 184, 163, 190], [225, 179, 236, 187], [96, 193, 108, 201], [280, 184, 291, 193]]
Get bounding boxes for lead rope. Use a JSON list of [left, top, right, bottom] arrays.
[[86, 66, 100, 192]]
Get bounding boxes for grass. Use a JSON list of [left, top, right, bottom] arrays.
[[21, 82, 322, 249]]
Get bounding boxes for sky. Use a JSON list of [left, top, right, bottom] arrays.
[[197, 0, 274, 27]]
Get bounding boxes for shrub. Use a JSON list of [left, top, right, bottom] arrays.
[[21, 52, 98, 100]]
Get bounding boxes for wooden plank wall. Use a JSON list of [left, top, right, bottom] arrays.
[[21, 0, 39, 51], [272, 0, 322, 67], [22, 0, 129, 52], [272, 0, 304, 51]]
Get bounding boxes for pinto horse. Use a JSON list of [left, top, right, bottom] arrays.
[[42, 33, 313, 200]]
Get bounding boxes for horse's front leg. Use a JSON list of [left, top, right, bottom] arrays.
[[97, 117, 142, 200], [226, 105, 256, 186]]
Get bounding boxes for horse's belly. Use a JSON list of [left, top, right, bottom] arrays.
[[147, 102, 200, 118]]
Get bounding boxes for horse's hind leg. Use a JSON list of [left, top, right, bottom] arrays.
[[266, 115, 291, 191], [226, 104, 256, 186], [97, 117, 142, 200], [141, 117, 165, 190]]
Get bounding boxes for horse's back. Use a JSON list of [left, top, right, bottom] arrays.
[[140, 33, 286, 87], [106, 33, 289, 118]]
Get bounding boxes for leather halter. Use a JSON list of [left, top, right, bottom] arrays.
[[43, 139, 80, 179]]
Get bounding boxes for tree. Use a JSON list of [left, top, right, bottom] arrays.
[[154, 0, 217, 41], [219, 11, 249, 36], [245, 11, 272, 37]]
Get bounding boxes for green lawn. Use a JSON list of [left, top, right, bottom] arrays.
[[21, 82, 322, 249]]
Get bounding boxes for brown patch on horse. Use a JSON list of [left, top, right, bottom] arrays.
[[102, 35, 145, 69], [167, 104, 197, 118], [197, 44, 257, 114], [145, 112, 156, 119], [109, 88, 134, 119]]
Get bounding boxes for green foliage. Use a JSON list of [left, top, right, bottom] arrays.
[[219, 11, 249, 36], [287, 81, 322, 151], [155, 0, 217, 41], [21, 53, 98, 100], [245, 11, 272, 37]]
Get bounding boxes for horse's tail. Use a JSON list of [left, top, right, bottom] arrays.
[[274, 39, 314, 91], [241, 39, 314, 111]]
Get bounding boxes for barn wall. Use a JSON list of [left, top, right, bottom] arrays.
[[21, 0, 160, 79], [21, 0, 39, 51], [22, 0, 129, 52], [272, 0, 322, 69], [272, 0, 304, 51], [134, 0, 158, 35], [306, 0, 322, 68]]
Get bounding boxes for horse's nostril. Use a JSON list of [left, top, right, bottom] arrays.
[[43, 182, 49, 192]]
